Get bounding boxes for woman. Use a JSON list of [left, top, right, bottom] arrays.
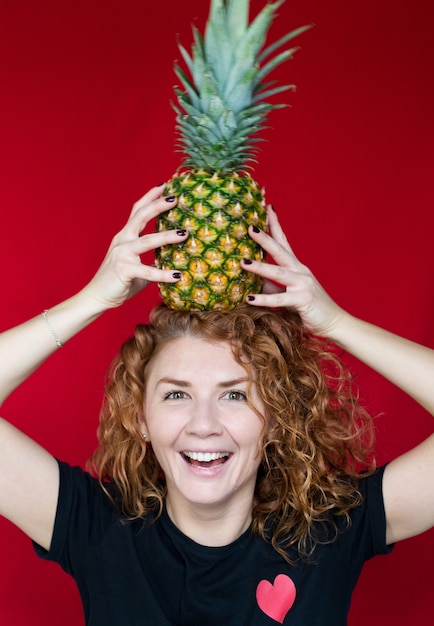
[[0, 184, 433, 625]]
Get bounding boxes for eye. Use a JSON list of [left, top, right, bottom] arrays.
[[223, 390, 247, 401], [164, 390, 189, 400]]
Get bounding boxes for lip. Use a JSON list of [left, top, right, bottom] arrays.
[[179, 450, 233, 476], [183, 450, 230, 462]]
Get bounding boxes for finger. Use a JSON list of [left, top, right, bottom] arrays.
[[129, 183, 166, 218], [129, 227, 189, 256], [119, 195, 178, 241], [245, 291, 300, 309], [261, 279, 283, 295], [127, 267, 183, 300], [105, 229, 188, 281], [115, 260, 184, 287], [134, 264, 185, 285], [249, 225, 309, 277], [248, 225, 295, 266], [266, 207, 297, 256], [241, 257, 303, 288]]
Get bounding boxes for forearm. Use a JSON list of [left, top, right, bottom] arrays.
[[0, 187, 187, 408], [328, 313, 434, 415], [244, 215, 434, 417], [0, 290, 106, 406]]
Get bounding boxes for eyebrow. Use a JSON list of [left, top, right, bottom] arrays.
[[156, 376, 249, 388]]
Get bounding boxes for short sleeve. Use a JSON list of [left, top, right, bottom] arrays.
[[33, 460, 116, 575], [361, 464, 394, 559]]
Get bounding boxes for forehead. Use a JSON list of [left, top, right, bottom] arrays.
[[146, 336, 248, 381]]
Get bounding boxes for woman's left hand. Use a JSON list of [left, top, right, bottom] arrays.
[[242, 206, 347, 338]]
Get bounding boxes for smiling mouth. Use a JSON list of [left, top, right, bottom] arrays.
[[182, 451, 231, 468]]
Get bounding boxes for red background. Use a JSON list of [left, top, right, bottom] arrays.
[[1, 0, 433, 623]]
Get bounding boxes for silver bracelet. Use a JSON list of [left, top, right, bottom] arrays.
[[41, 310, 64, 348]]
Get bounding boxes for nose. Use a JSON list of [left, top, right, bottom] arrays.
[[185, 401, 224, 438]]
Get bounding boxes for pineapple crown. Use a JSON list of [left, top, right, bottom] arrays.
[[173, 0, 311, 173]]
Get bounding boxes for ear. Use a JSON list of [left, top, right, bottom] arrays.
[[138, 411, 151, 443]]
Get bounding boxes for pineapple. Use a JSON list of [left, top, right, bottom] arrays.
[[156, 0, 309, 310]]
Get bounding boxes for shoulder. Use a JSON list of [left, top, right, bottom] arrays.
[[345, 465, 392, 558], [48, 459, 122, 551], [57, 459, 112, 505]]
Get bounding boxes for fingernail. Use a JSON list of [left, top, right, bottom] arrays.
[[269, 203, 276, 212], [165, 196, 176, 203], [242, 258, 253, 265], [156, 181, 165, 187], [176, 229, 187, 236], [172, 272, 182, 280], [252, 225, 260, 233], [247, 295, 256, 302]]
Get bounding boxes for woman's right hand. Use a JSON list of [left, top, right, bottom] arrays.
[[80, 184, 187, 312]]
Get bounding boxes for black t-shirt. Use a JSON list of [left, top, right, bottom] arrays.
[[35, 461, 393, 625]]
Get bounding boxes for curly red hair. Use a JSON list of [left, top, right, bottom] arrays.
[[88, 304, 375, 562]]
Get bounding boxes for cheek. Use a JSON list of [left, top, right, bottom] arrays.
[[145, 428, 173, 473], [144, 404, 165, 444], [237, 417, 265, 454], [145, 406, 182, 449]]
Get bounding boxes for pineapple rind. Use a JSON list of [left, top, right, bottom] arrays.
[[156, 169, 267, 311]]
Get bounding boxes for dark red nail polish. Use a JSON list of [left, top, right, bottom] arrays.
[[156, 182, 165, 187], [176, 229, 187, 236], [243, 258, 253, 265], [165, 196, 176, 203], [252, 225, 260, 233], [172, 271, 182, 279], [247, 295, 256, 302]]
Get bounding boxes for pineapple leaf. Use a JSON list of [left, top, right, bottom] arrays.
[[236, 118, 263, 133], [253, 84, 294, 103], [179, 112, 223, 145], [177, 39, 194, 77], [217, 109, 238, 139], [193, 116, 226, 144], [208, 94, 227, 122], [192, 26, 205, 59], [242, 2, 281, 59], [173, 65, 201, 110], [200, 72, 222, 117], [258, 24, 313, 64], [225, 62, 258, 109], [190, 28, 208, 91], [235, 103, 271, 127], [236, 121, 264, 136], [171, 0, 310, 172], [205, 1, 233, 85], [225, 0, 249, 45], [222, 1, 285, 105], [256, 48, 299, 83], [253, 79, 277, 94], [226, 66, 259, 112]]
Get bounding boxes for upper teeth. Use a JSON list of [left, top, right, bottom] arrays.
[[183, 451, 228, 462]]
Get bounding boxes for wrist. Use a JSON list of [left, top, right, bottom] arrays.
[[73, 286, 116, 318], [325, 311, 363, 350]]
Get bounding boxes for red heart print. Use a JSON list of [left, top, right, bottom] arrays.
[[256, 574, 296, 623]]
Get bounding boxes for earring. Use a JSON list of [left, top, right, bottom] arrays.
[[142, 433, 147, 440]]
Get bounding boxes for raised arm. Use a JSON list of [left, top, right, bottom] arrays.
[[243, 209, 434, 415], [0, 186, 186, 405], [243, 207, 434, 544], [0, 185, 187, 551]]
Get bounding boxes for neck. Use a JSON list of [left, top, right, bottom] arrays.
[[165, 496, 254, 547]]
